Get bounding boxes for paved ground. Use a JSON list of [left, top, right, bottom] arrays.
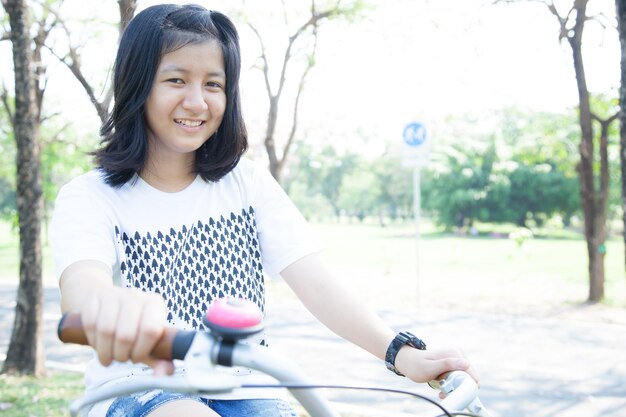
[[1, 283, 626, 417]]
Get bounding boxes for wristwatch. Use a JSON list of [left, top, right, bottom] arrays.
[[385, 331, 427, 376]]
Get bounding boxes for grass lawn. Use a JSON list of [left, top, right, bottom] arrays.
[[0, 371, 83, 417], [1, 218, 625, 308], [308, 220, 626, 313]]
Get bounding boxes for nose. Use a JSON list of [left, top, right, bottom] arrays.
[[182, 85, 209, 113]]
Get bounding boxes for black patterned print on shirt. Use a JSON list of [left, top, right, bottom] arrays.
[[114, 206, 264, 330]]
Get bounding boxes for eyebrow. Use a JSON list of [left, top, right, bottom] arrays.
[[159, 64, 225, 78]]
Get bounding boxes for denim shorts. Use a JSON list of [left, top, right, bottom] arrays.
[[105, 390, 297, 417]]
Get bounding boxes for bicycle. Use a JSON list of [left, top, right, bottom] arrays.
[[58, 297, 493, 417]]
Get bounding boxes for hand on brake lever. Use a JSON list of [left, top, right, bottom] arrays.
[[394, 346, 479, 397]]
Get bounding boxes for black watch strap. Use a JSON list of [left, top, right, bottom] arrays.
[[385, 331, 427, 376]]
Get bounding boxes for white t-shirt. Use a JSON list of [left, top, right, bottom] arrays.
[[51, 158, 322, 414]]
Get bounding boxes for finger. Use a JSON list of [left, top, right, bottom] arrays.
[[149, 359, 175, 376], [95, 295, 120, 366], [112, 293, 142, 363], [425, 347, 465, 361], [464, 365, 480, 387], [429, 357, 472, 382], [130, 293, 166, 364], [80, 293, 101, 349], [431, 355, 480, 386]]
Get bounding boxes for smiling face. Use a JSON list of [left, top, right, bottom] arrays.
[[144, 40, 227, 169]]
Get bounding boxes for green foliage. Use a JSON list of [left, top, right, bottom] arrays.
[[327, 0, 372, 22], [369, 154, 412, 220], [285, 104, 592, 229], [0, 92, 95, 229], [40, 132, 94, 220], [284, 143, 359, 218], [422, 108, 586, 230], [284, 142, 413, 223], [337, 168, 379, 221], [506, 163, 579, 226]]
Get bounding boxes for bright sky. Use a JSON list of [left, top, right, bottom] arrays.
[[1, 0, 619, 155]]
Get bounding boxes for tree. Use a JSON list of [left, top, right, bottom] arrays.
[[549, 0, 618, 302], [1, 0, 45, 375], [0, 0, 136, 375], [284, 143, 359, 219], [616, 0, 626, 276], [369, 153, 413, 223], [245, 0, 365, 182], [421, 140, 496, 230], [501, 0, 619, 302]]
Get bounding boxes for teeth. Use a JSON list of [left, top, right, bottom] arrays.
[[176, 119, 203, 127]]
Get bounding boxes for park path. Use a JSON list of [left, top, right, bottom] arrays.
[[1, 283, 625, 417]]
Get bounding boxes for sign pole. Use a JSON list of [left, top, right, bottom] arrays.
[[413, 166, 421, 311], [402, 121, 429, 311]]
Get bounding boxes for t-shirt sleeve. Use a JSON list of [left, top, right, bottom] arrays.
[[248, 162, 324, 278], [50, 175, 117, 281]]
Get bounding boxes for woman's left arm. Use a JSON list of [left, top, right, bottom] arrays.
[[280, 253, 477, 384]]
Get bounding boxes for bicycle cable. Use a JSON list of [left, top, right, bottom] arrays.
[[241, 383, 485, 417]]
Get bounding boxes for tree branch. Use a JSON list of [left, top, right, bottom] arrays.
[[591, 111, 619, 125], [276, 5, 333, 99], [40, 5, 109, 122], [117, 0, 137, 36], [248, 22, 274, 98], [494, 0, 579, 42], [41, 120, 72, 145], [39, 110, 62, 124], [32, 6, 56, 121], [34, 0, 133, 123], [0, 82, 15, 132], [282, 21, 319, 165]]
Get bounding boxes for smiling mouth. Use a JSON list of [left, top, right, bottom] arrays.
[[175, 119, 204, 127]]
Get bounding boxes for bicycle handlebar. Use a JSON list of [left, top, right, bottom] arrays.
[[58, 312, 199, 361], [58, 309, 492, 417]]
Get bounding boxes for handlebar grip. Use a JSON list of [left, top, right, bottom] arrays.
[[57, 313, 196, 361]]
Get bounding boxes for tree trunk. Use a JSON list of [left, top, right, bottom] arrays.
[[1, 0, 45, 376], [569, 0, 605, 303], [589, 117, 616, 301], [616, 0, 626, 278], [265, 96, 282, 181]]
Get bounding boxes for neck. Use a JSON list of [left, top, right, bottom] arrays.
[[140, 169, 196, 193], [140, 155, 197, 193]]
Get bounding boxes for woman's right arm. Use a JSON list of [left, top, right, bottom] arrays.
[[60, 260, 171, 372]]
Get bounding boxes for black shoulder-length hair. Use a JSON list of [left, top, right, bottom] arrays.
[[94, 4, 248, 186]]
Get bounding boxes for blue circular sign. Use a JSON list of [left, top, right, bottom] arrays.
[[403, 122, 427, 147]]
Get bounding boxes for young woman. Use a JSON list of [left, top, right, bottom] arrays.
[[51, 4, 476, 417]]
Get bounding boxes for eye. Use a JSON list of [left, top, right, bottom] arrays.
[[166, 78, 184, 84], [206, 81, 224, 90]]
